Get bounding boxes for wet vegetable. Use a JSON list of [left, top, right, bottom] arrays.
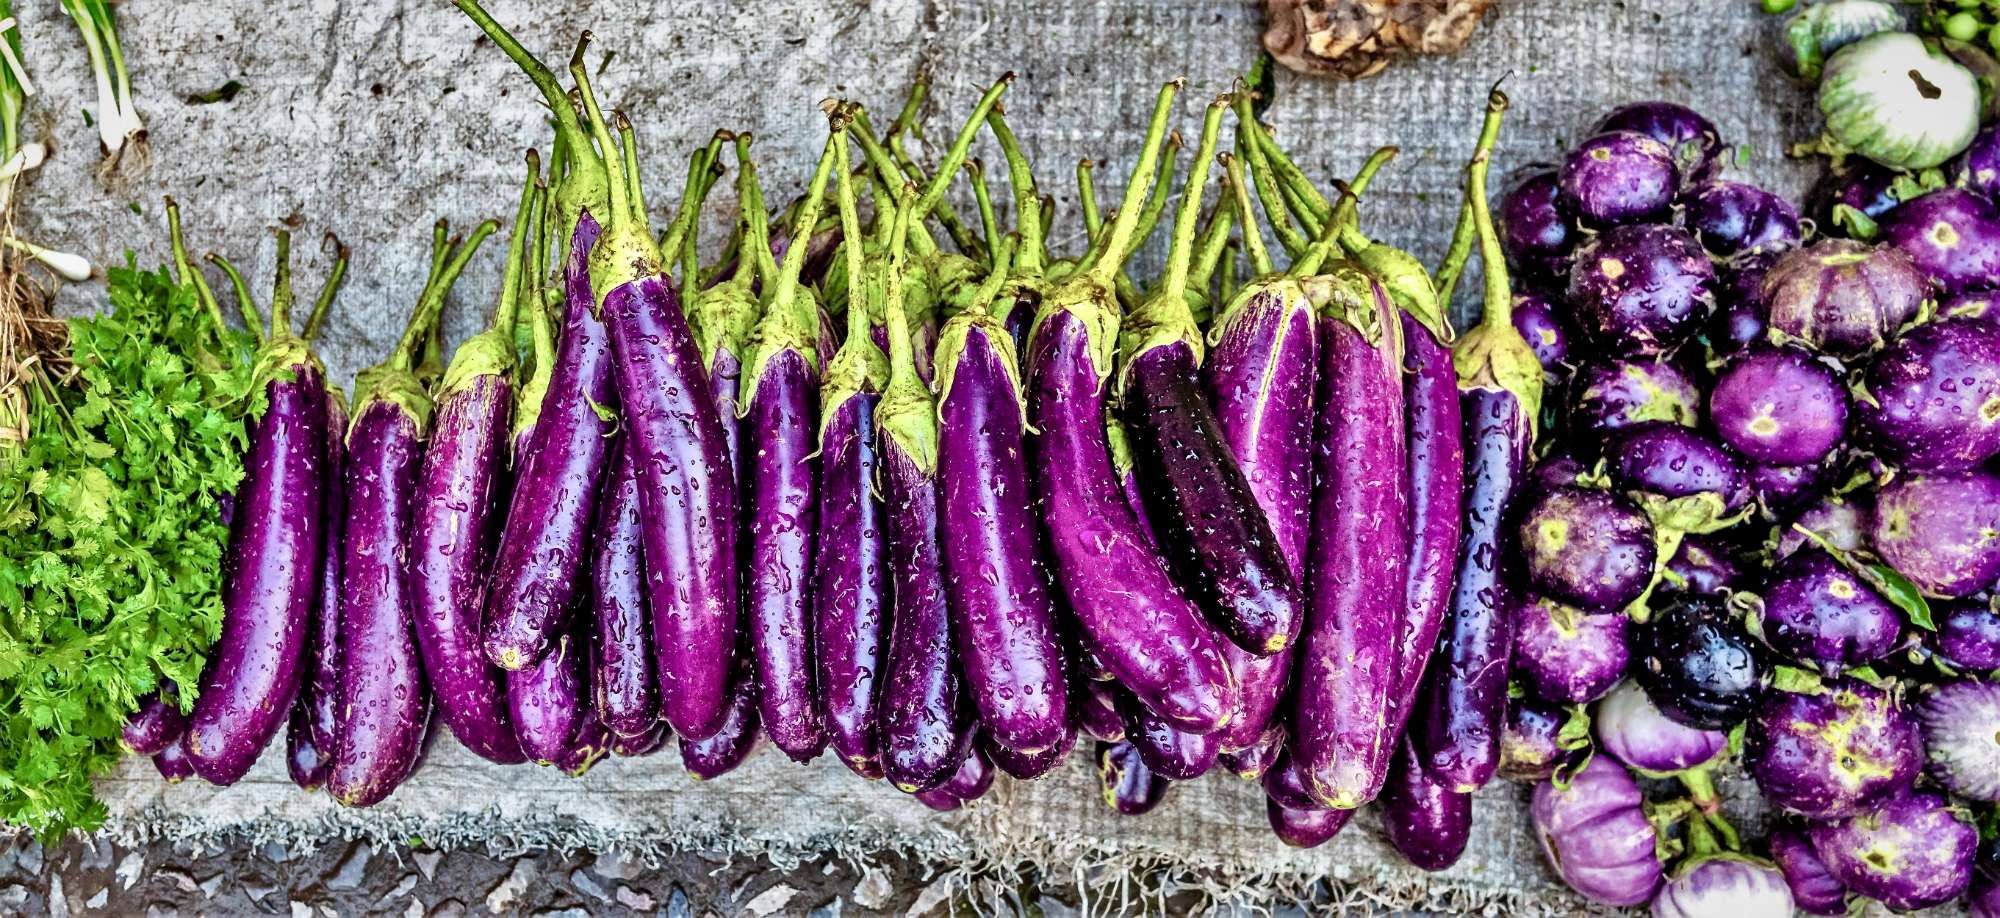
[[1881, 187, 2000, 296], [1818, 31, 1981, 170], [1915, 678, 2000, 801], [1777, 0, 1904, 82], [1744, 678, 1921, 819], [1513, 596, 1628, 705], [1871, 468, 2000, 598], [1768, 827, 1852, 916], [1570, 357, 1702, 435], [1649, 857, 1793, 918], [1496, 166, 1574, 279], [1531, 755, 1663, 907], [1517, 484, 1658, 611], [1558, 131, 1677, 226], [1565, 223, 1716, 357], [1760, 238, 1928, 358], [1855, 315, 2000, 473], [1807, 789, 1978, 911], [1752, 548, 1902, 674], [1593, 101, 1723, 186], [1632, 597, 1768, 730], [1497, 694, 1589, 783], [1593, 680, 1726, 806], [1710, 346, 1847, 468]]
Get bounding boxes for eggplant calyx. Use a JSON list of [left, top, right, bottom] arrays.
[[818, 117, 891, 444], [741, 117, 845, 410], [576, 43, 663, 307], [441, 151, 544, 399], [1353, 241, 1450, 343], [1301, 260, 1393, 344], [875, 184, 939, 475], [933, 234, 1025, 415]]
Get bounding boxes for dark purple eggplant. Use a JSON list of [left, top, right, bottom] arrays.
[[1710, 345, 1848, 469], [510, 620, 589, 766], [1565, 223, 1716, 357], [1413, 91, 1541, 795], [1569, 356, 1701, 435], [678, 651, 761, 780], [184, 229, 338, 786], [737, 125, 842, 761], [1497, 694, 1589, 783], [1025, 83, 1236, 736], [1934, 600, 2000, 672], [1219, 727, 1283, 780], [1681, 180, 1801, 257], [1495, 165, 1574, 278], [1517, 484, 1658, 612], [154, 740, 194, 783], [332, 223, 494, 807], [1380, 736, 1472, 871], [1770, 826, 1853, 916], [1075, 677, 1126, 743], [1882, 187, 2000, 297], [1633, 596, 1769, 731], [1513, 595, 1628, 705], [288, 390, 347, 791], [411, 161, 541, 766], [591, 444, 657, 738], [985, 722, 1077, 780], [1806, 154, 1902, 238], [1871, 469, 2000, 598], [1807, 789, 1978, 911], [1096, 741, 1169, 816], [609, 721, 665, 758], [552, 713, 614, 778], [1753, 547, 1902, 674], [1593, 101, 1723, 184], [1855, 315, 2000, 472], [122, 687, 186, 757], [1511, 290, 1572, 377], [1112, 682, 1220, 781], [1558, 130, 1677, 226], [1389, 304, 1464, 737], [1662, 534, 1745, 597], [1266, 797, 1353, 848]]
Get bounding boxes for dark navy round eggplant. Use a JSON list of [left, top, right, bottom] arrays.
[[122, 687, 186, 757], [1096, 740, 1169, 816], [591, 443, 659, 738], [289, 392, 346, 790], [1756, 548, 1902, 674], [1380, 737, 1472, 871], [813, 393, 889, 779], [1558, 131, 1678, 226], [878, 439, 964, 793], [1711, 345, 1848, 468], [1565, 223, 1716, 357], [1633, 597, 1769, 730], [1855, 316, 2000, 472], [410, 372, 523, 764], [1570, 357, 1701, 435], [1593, 101, 1723, 184], [742, 348, 826, 760], [1517, 484, 1657, 611], [1681, 180, 1802, 257], [186, 364, 328, 786], [483, 216, 617, 671], [329, 400, 431, 808]]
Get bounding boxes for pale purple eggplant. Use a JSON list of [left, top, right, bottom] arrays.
[[1650, 858, 1794, 918], [1710, 345, 1848, 468], [1513, 596, 1627, 705], [1871, 469, 2000, 598], [1808, 789, 1978, 911], [1761, 238, 1929, 357], [1770, 827, 1852, 916], [1745, 679, 1921, 819], [1916, 678, 2000, 801], [1531, 755, 1663, 907]]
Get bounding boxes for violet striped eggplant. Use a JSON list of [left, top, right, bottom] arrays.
[[331, 222, 496, 808], [737, 121, 842, 761], [1026, 81, 1237, 736], [1415, 90, 1542, 794], [815, 128, 893, 780], [1120, 96, 1303, 660], [575, 73, 739, 742], [289, 388, 347, 790], [183, 226, 342, 787], [591, 443, 657, 738], [410, 155, 542, 765]]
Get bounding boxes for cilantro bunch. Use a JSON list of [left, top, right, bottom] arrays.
[[0, 258, 260, 839]]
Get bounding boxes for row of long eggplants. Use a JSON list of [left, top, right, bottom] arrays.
[[124, 1, 1543, 852]]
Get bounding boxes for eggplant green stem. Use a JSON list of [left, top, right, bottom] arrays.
[[888, 112, 983, 260], [1189, 176, 1237, 293], [391, 221, 498, 372], [832, 115, 873, 356], [1435, 197, 1477, 316], [910, 75, 1014, 241], [1076, 158, 1101, 236], [659, 139, 715, 283], [205, 253, 264, 342], [1160, 102, 1227, 302], [422, 220, 450, 294], [974, 233, 1017, 319], [882, 185, 918, 390], [615, 114, 647, 226], [987, 106, 1045, 274], [672, 131, 730, 303], [1232, 92, 1307, 258], [731, 133, 777, 293], [1467, 89, 1513, 332], [967, 158, 998, 267], [450, 1, 604, 235], [488, 149, 542, 342], [765, 108, 844, 339], [302, 234, 350, 344], [849, 114, 939, 257], [164, 197, 227, 338], [1081, 79, 1182, 286], [1219, 152, 1273, 275]]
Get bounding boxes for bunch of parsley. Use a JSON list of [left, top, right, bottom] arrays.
[[0, 258, 260, 839]]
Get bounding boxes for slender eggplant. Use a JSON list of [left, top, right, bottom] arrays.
[[610, 721, 665, 758], [332, 223, 496, 808], [1120, 98, 1302, 658], [1076, 677, 1127, 743], [677, 645, 762, 779], [815, 126, 893, 780], [985, 721, 1077, 780], [122, 688, 186, 757], [1112, 681, 1221, 781], [153, 741, 194, 784], [183, 224, 343, 786], [410, 155, 541, 765], [1025, 81, 1237, 735], [289, 389, 347, 790], [1380, 736, 1473, 871], [1220, 728, 1284, 780], [1267, 797, 1353, 848], [692, 133, 769, 473], [591, 443, 657, 737], [1097, 741, 1170, 815], [511, 617, 590, 765], [1414, 91, 1542, 794], [737, 119, 843, 760]]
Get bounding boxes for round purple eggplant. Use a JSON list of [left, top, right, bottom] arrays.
[[1096, 741, 1168, 816], [1513, 595, 1627, 704], [1594, 101, 1723, 185], [1933, 600, 2000, 672], [1807, 789, 1978, 912], [1265, 797, 1352, 848], [1768, 827, 1852, 917], [1650, 857, 1794, 918], [1761, 239, 1929, 357], [1379, 737, 1471, 871], [1744, 679, 1921, 819], [1528, 451, 1586, 497], [1632, 597, 1768, 730], [1570, 357, 1702, 435], [1806, 154, 1902, 238], [1518, 484, 1658, 611], [1498, 694, 1587, 783], [1497, 166, 1574, 278], [1661, 534, 1744, 597], [1753, 548, 1902, 674], [1882, 187, 2000, 296], [1707, 252, 1776, 358], [1566, 224, 1716, 357], [1749, 461, 1830, 519], [1871, 469, 2000, 597], [1558, 131, 1678, 226], [1682, 181, 1802, 257], [1512, 291, 1572, 377], [1948, 123, 2000, 198], [1857, 316, 2000, 472], [1530, 755, 1663, 907], [1775, 493, 1872, 560], [1608, 422, 1752, 518], [1593, 679, 1727, 781], [1710, 346, 1848, 467], [1916, 678, 2000, 801]]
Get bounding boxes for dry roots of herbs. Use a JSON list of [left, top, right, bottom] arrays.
[[1262, 0, 1495, 79]]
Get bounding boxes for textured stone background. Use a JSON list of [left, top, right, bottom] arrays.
[[5, 0, 1837, 913]]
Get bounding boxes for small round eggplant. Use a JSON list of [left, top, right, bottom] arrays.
[[1608, 423, 1752, 518], [1754, 548, 1902, 674], [1558, 131, 1678, 226], [1882, 187, 2000, 296], [1513, 595, 1628, 705], [1682, 181, 1802, 257], [1570, 357, 1702, 435], [1512, 291, 1573, 377], [1527, 451, 1587, 497], [1593, 679, 1727, 778], [1566, 224, 1716, 357], [1632, 597, 1769, 730], [1768, 827, 1852, 917], [1497, 166, 1575, 278], [1744, 679, 1921, 819], [1871, 469, 2000, 598], [1594, 101, 1723, 185], [1649, 857, 1794, 918], [1710, 346, 1848, 468], [1096, 741, 1168, 816], [1498, 694, 1587, 784], [1761, 239, 1929, 358], [1933, 600, 2000, 672], [1805, 154, 1903, 237], [1749, 461, 1830, 519], [1661, 534, 1744, 597], [1856, 316, 2000, 472], [1530, 755, 1663, 907], [1916, 679, 2000, 801], [1948, 123, 2000, 199], [1518, 485, 1658, 611], [1775, 493, 1872, 560], [1807, 789, 1978, 912]]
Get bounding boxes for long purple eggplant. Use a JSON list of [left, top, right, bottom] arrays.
[[1120, 97, 1303, 659], [1267, 797, 1353, 848], [410, 157, 541, 765], [288, 388, 347, 790], [815, 134, 893, 779], [511, 617, 590, 765], [678, 649, 761, 779], [1076, 676, 1127, 743], [183, 225, 339, 786], [1026, 82, 1236, 736], [1388, 309, 1463, 739], [1097, 741, 1170, 815], [122, 687, 186, 756], [153, 740, 194, 783], [1221, 727, 1284, 780], [692, 132, 766, 476], [331, 223, 495, 808], [591, 444, 657, 737], [985, 721, 1078, 780], [576, 81, 738, 743], [1202, 152, 1318, 755], [1414, 92, 1540, 794], [1380, 736, 1473, 871], [1113, 682, 1221, 781], [737, 125, 841, 761]]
